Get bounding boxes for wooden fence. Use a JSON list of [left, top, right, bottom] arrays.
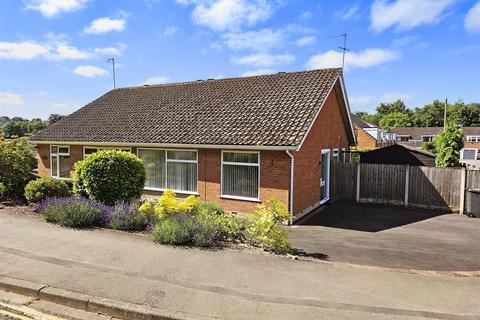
[[330, 162, 477, 212]]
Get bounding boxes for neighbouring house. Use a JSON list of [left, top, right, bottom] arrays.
[[350, 113, 395, 149], [29, 68, 356, 221], [360, 144, 436, 166], [390, 127, 480, 160]]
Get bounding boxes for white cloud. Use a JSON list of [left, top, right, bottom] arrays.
[[53, 44, 90, 60], [84, 17, 126, 34], [25, 0, 88, 18], [380, 92, 413, 102], [306, 48, 399, 70], [223, 29, 284, 51], [465, 2, 480, 33], [94, 43, 126, 56], [241, 69, 275, 77], [371, 0, 457, 32], [336, 5, 359, 20], [0, 41, 49, 59], [0, 92, 24, 106], [178, 0, 272, 31], [296, 36, 316, 47], [73, 65, 107, 77], [143, 76, 170, 85], [164, 26, 178, 36], [350, 96, 375, 105], [232, 53, 294, 67]]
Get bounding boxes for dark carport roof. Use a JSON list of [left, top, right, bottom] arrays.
[[30, 68, 352, 147]]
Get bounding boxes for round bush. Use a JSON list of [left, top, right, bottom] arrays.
[[73, 151, 146, 205], [151, 216, 193, 245], [24, 177, 70, 203], [38, 197, 106, 228]]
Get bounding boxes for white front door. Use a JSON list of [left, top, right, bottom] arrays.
[[320, 149, 330, 203]]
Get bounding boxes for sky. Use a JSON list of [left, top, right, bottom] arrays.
[[0, 0, 479, 119]]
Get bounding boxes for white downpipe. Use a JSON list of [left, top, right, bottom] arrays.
[[286, 149, 294, 225]]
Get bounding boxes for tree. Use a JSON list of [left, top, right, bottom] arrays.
[[376, 100, 409, 118], [48, 114, 65, 124], [450, 102, 480, 126], [354, 111, 377, 125], [412, 100, 447, 127], [378, 112, 412, 130], [0, 116, 9, 126], [432, 126, 464, 167]]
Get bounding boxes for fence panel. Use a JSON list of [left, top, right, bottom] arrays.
[[330, 161, 356, 201], [466, 170, 480, 189], [409, 166, 461, 210], [359, 163, 406, 205]]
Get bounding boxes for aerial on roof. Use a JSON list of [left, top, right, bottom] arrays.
[[390, 127, 480, 140], [30, 68, 354, 148]]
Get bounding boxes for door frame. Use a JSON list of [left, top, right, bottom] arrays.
[[320, 149, 331, 204]]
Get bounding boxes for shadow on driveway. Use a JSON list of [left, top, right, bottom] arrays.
[[296, 202, 445, 232]]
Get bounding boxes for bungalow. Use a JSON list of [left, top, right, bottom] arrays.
[[350, 113, 395, 149], [30, 68, 356, 221]]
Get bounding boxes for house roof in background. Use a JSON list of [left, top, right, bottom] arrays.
[[360, 144, 436, 166], [390, 127, 480, 140], [31, 68, 354, 148], [350, 113, 376, 128]]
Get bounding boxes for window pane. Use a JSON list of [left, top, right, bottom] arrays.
[[222, 164, 258, 198], [59, 156, 70, 178], [463, 150, 477, 160], [51, 156, 58, 177], [59, 147, 69, 154], [167, 162, 197, 192], [84, 148, 97, 157], [223, 152, 258, 163], [51, 146, 58, 154], [167, 150, 196, 161], [137, 149, 166, 189]]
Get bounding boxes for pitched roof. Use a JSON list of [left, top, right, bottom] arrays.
[[350, 113, 376, 128], [390, 127, 480, 140], [31, 68, 352, 148]]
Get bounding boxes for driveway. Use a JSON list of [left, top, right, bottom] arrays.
[[289, 202, 480, 271]]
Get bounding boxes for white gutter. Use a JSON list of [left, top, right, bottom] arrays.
[[29, 141, 297, 151], [286, 149, 294, 225]]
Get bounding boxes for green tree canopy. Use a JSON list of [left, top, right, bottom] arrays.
[[378, 112, 412, 130], [433, 126, 464, 167], [376, 100, 409, 118]]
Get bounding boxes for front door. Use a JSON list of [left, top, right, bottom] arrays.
[[320, 149, 330, 203]]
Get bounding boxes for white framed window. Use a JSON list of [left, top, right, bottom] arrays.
[[221, 151, 260, 201], [341, 148, 346, 162], [332, 148, 339, 162], [422, 135, 435, 142], [51, 145, 70, 179], [137, 148, 198, 194], [397, 135, 410, 142], [461, 148, 478, 160], [466, 136, 480, 142], [83, 146, 131, 159]]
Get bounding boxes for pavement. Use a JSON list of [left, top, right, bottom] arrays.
[[289, 202, 480, 271], [0, 208, 479, 320]]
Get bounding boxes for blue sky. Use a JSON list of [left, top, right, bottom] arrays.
[[0, 0, 479, 119]]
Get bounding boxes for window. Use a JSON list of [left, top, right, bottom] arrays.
[[422, 135, 435, 142], [397, 135, 410, 142], [51, 146, 70, 179], [333, 149, 339, 162], [137, 149, 197, 193], [83, 146, 131, 159], [341, 148, 346, 162], [461, 148, 478, 160], [466, 136, 480, 142], [222, 151, 259, 200]]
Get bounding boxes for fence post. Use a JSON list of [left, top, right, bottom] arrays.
[[404, 164, 410, 207], [356, 163, 361, 202], [459, 168, 466, 214]]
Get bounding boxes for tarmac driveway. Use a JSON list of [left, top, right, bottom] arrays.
[[288, 202, 480, 271]]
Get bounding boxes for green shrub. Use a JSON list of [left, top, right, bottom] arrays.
[[108, 201, 150, 231], [0, 183, 6, 200], [247, 199, 292, 254], [0, 139, 37, 198], [24, 177, 70, 203], [151, 216, 193, 245], [38, 197, 106, 228], [215, 212, 246, 241], [192, 212, 220, 247], [73, 151, 146, 205], [198, 202, 225, 216]]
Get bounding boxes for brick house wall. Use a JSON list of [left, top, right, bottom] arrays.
[[36, 144, 290, 214], [291, 83, 351, 215], [354, 125, 377, 149]]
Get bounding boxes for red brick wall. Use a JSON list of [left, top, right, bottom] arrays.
[[36, 144, 290, 214], [355, 125, 377, 149], [291, 83, 352, 216]]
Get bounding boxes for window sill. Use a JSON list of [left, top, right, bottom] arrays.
[[220, 195, 261, 203], [143, 187, 199, 196]]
